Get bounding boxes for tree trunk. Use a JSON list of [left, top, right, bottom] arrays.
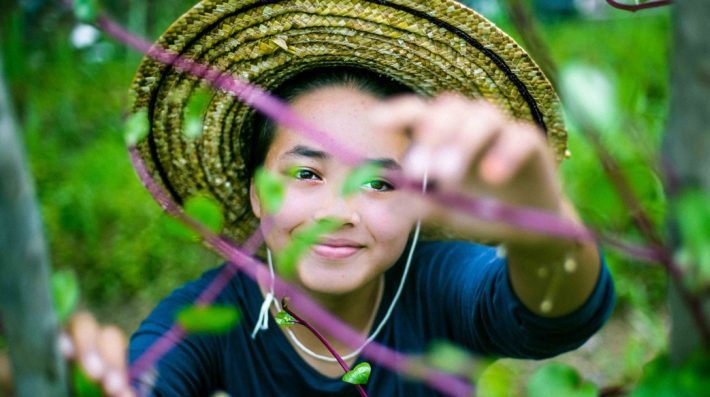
[[664, 0, 710, 366], [0, 45, 69, 396]]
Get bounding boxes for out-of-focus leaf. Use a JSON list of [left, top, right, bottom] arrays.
[[673, 187, 710, 291], [51, 270, 80, 324], [342, 163, 383, 197], [476, 360, 515, 397], [426, 341, 472, 376], [183, 88, 212, 139], [276, 218, 339, 276], [177, 305, 241, 334], [631, 352, 710, 397], [71, 364, 102, 397], [255, 168, 285, 214], [185, 195, 223, 234], [124, 110, 150, 146], [560, 64, 619, 134], [275, 311, 298, 326], [73, 0, 97, 23], [342, 362, 371, 385], [527, 363, 597, 397]]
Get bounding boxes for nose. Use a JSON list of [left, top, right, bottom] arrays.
[[312, 192, 361, 227]]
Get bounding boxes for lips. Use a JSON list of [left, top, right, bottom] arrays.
[[311, 238, 364, 259]]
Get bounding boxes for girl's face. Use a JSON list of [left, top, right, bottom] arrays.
[[250, 86, 413, 296]]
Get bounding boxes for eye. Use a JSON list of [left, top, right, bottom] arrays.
[[292, 169, 320, 181], [363, 180, 394, 192]]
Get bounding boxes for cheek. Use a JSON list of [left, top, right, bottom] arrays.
[[361, 199, 413, 244], [263, 187, 319, 243]]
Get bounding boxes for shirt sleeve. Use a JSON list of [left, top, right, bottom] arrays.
[[414, 241, 615, 359], [129, 267, 225, 396]]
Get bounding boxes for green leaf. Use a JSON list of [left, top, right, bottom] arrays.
[[476, 360, 515, 397], [177, 305, 241, 334], [560, 63, 619, 134], [124, 109, 150, 146], [276, 218, 339, 276], [71, 364, 103, 397], [426, 341, 472, 375], [163, 214, 200, 241], [527, 363, 598, 397], [51, 270, 80, 324], [275, 311, 298, 326], [184, 195, 223, 234], [73, 0, 97, 23], [673, 187, 710, 290], [182, 89, 212, 139], [342, 362, 371, 385], [631, 353, 710, 397], [254, 168, 285, 214], [342, 163, 383, 197]]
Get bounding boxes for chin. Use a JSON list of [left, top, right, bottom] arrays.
[[295, 261, 373, 296]]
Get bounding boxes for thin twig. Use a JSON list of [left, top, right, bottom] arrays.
[[605, 0, 672, 12], [283, 304, 369, 397]]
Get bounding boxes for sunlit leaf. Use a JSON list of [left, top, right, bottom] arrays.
[[255, 168, 285, 214], [73, 0, 97, 23], [476, 360, 515, 397], [182, 88, 212, 139], [275, 311, 298, 326], [184, 195, 223, 234], [342, 362, 371, 385], [71, 364, 103, 397], [560, 63, 619, 134], [177, 305, 241, 334], [342, 163, 383, 197], [51, 270, 80, 324], [527, 363, 598, 397], [124, 110, 150, 146]]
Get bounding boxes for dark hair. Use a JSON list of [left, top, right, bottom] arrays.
[[243, 67, 413, 181]]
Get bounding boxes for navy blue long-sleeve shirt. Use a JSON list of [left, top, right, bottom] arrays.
[[129, 241, 615, 396]]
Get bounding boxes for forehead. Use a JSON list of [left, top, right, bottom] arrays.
[[267, 86, 410, 162]]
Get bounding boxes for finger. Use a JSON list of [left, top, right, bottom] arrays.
[[369, 94, 427, 131], [479, 123, 546, 185], [403, 95, 473, 180], [428, 100, 507, 184], [98, 326, 130, 396], [69, 312, 104, 380]]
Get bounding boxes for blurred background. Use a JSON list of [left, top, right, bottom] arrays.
[[1, 0, 671, 394]]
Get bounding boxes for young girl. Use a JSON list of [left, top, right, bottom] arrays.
[[67, 1, 614, 396]]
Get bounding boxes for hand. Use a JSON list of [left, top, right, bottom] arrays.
[[370, 93, 565, 245], [63, 312, 135, 397]]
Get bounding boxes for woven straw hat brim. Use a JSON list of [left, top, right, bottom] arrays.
[[130, 0, 566, 245]]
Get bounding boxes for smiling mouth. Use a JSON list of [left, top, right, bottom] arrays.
[[311, 240, 363, 260]]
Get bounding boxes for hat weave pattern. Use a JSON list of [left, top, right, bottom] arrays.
[[131, 0, 566, 244]]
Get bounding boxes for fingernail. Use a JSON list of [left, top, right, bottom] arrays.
[[59, 332, 75, 359], [82, 350, 105, 380], [406, 146, 429, 178], [103, 369, 127, 395]]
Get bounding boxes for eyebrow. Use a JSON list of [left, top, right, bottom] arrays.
[[281, 145, 402, 171]]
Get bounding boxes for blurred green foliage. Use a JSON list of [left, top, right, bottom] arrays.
[[1, 0, 669, 340]]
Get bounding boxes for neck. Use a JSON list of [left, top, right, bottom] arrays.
[[267, 275, 384, 368]]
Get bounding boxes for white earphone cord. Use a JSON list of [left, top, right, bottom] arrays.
[[251, 172, 429, 362]]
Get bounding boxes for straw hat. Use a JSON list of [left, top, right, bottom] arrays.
[[130, 0, 566, 245]]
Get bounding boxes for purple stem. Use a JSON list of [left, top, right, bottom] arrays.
[[283, 304, 368, 397], [605, 0, 672, 12]]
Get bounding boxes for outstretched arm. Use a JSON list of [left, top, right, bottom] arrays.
[[371, 94, 601, 318]]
